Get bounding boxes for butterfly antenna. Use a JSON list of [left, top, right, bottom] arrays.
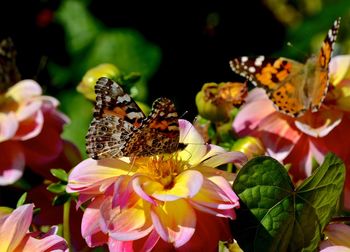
[[33, 55, 48, 81], [179, 110, 188, 119], [286, 42, 309, 58]]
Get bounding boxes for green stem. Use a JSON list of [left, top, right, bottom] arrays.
[[63, 198, 71, 250]]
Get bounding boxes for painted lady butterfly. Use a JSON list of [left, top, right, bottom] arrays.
[[86, 77, 180, 159], [230, 18, 341, 117], [0, 38, 21, 93]]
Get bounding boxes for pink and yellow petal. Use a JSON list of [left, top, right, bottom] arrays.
[[324, 223, 350, 247], [329, 55, 350, 85], [81, 197, 110, 248], [200, 146, 247, 168], [151, 199, 196, 248], [233, 88, 276, 135], [14, 110, 44, 140], [294, 110, 343, 138], [0, 112, 18, 142], [0, 204, 34, 252], [67, 158, 132, 194], [101, 197, 153, 241], [320, 246, 350, 252], [152, 170, 203, 201], [6, 80, 42, 101], [17, 229, 68, 252], [0, 141, 25, 185]]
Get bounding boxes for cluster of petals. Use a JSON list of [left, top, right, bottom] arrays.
[[319, 223, 350, 252], [0, 80, 69, 185], [67, 119, 247, 251], [233, 55, 350, 208], [0, 204, 68, 251]]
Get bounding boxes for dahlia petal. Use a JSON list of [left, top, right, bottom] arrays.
[[329, 55, 350, 85], [0, 204, 33, 252], [324, 223, 350, 247], [190, 177, 238, 217], [14, 110, 44, 140], [0, 112, 18, 142], [67, 158, 131, 194], [132, 175, 159, 204], [140, 230, 161, 252], [20, 228, 68, 252], [319, 246, 350, 252], [151, 200, 196, 248], [285, 135, 313, 179], [102, 198, 153, 241], [260, 112, 301, 161], [81, 196, 105, 246], [152, 170, 203, 201], [200, 145, 247, 167], [108, 238, 134, 252], [233, 88, 275, 136], [0, 141, 25, 185], [6, 80, 42, 101], [178, 119, 209, 165], [197, 165, 236, 183], [295, 110, 343, 137], [16, 100, 42, 121], [179, 119, 205, 145]]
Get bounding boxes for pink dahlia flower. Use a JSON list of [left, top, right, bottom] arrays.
[[0, 79, 69, 185], [0, 204, 68, 251], [233, 55, 350, 209], [67, 119, 246, 251], [319, 223, 350, 252]]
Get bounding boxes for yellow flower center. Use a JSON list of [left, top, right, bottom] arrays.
[[135, 154, 189, 189], [0, 95, 18, 113]]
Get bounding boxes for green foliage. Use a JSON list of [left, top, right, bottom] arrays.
[[59, 90, 93, 156], [50, 169, 68, 182], [52, 0, 161, 101], [16, 193, 27, 207], [53, 194, 71, 206], [232, 153, 345, 252]]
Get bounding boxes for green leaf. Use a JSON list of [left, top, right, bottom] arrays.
[[52, 194, 71, 206], [59, 90, 93, 156], [16, 192, 27, 207], [232, 153, 345, 252], [50, 169, 68, 182], [47, 183, 67, 194]]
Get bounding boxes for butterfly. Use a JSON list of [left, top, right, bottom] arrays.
[[0, 38, 21, 93], [86, 77, 180, 160], [230, 17, 341, 118]]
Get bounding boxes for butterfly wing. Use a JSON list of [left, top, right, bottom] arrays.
[[309, 17, 341, 111], [86, 77, 146, 159], [230, 56, 308, 117], [125, 97, 180, 156], [0, 38, 21, 93]]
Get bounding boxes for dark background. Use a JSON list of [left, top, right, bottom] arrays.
[[0, 0, 285, 117]]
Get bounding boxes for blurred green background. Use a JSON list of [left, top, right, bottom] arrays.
[[1, 0, 350, 157]]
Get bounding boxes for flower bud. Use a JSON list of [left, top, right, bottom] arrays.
[[77, 63, 121, 101], [196, 82, 247, 122], [231, 136, 265, 161]]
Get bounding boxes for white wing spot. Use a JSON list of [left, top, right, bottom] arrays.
[[248, 66, 256, 73], [255, 56, 265, 66], [241, 56, 248, 63]]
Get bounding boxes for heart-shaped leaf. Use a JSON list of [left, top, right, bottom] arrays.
[[231, 153, 345, 252]]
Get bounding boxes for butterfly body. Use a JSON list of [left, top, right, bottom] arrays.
[[230, 18, 340, 117], [86, 77, 180, 160]]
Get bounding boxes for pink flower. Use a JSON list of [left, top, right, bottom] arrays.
[[0, 80, 69, 185], [0, 204, 68, 251], [319, 223, 350, 252], [67, 119, 247, 251], [233, 55, 350, 209]]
